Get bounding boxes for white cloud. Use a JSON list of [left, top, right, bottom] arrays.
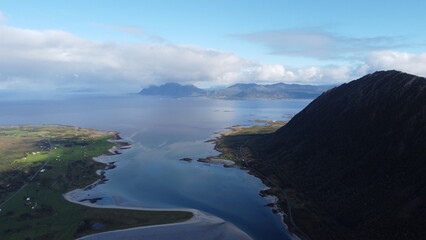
[[2, 23, 353, 91], [219, 64, 353, 85], [0, 23, 425, 92], [363, 50, 426, 76], [0, 12, 4, 23], [0, 24, 255, 91]]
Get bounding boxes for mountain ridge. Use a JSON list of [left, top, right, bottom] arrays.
[[139, 82, 332, 99]]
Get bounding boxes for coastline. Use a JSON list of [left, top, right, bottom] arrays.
[[65, 134, 252, 240], [76, 211, 252, 240], [66, 192, 252, 240], [204, 120, 309, 240], [0, 126, 195, 240], [79, 135, 129, 191]]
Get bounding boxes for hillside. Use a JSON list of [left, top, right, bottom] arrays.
[[139, 82, 331, 99], [246, 71, 426, 239]]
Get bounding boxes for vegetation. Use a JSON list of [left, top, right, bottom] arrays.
[[0, 125, 192, 240], [220, 120, 286, 136], [213, 120, 285, 163], [225, 71, 426, 240], [213, 120, 313, 239]]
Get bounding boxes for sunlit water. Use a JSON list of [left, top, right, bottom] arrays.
[[0, 94, 311, 240]]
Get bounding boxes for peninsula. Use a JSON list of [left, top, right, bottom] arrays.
[[0, 125, 192, 240]]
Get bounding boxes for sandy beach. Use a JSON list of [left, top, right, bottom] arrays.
[[65, 189, 253, 240]]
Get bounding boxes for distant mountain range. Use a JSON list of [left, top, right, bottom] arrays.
[[248, 70, 426, 239], [139, 82, 332, 99]]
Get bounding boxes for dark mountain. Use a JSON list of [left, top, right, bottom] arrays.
[[139, 83, 206, 97], [249, 70, 426, 239], [139, 82, 331, 99]]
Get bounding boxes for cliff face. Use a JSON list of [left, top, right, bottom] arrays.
[[253, 71, 426, 239]]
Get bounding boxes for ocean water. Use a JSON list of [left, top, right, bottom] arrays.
[[0, 94, 311, 240]]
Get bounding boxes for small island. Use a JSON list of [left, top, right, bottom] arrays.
[[0, 125, 192, 240]]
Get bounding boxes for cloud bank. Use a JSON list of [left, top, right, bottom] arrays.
[[0, 23, 425, 92], [234, 29, 406, 60], [363, 51, 426, 76], [0, 24, 251, 91]]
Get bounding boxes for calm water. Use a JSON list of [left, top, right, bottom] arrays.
[[0, 94, 311, 240]]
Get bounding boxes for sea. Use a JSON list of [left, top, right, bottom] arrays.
[[0, 94, 311, 240]]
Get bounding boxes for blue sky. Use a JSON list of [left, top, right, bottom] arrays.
[[0, 0, 425, 92]]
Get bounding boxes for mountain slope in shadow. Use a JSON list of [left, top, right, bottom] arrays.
[[251, 70, 426, 239]]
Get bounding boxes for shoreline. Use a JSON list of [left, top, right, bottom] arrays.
[[65, 134, 252, 240], [0, 125, 194, 240], [204, 120, 309, 240], [75, 206, 252, 240], [70, 133, 130, 192], [65, 189, 252, 240]]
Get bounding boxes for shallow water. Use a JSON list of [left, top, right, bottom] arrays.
[[0, 94, 311, 240]]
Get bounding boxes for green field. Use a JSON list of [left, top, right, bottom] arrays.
[[221, 120, 286, 136], [213, 120, 286, 162], [0, 125, 192, 240]]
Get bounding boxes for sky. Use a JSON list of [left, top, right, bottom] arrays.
[[0, 0, 425, 92]]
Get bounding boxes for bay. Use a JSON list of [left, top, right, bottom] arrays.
[[0, 94, 311, 240]]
